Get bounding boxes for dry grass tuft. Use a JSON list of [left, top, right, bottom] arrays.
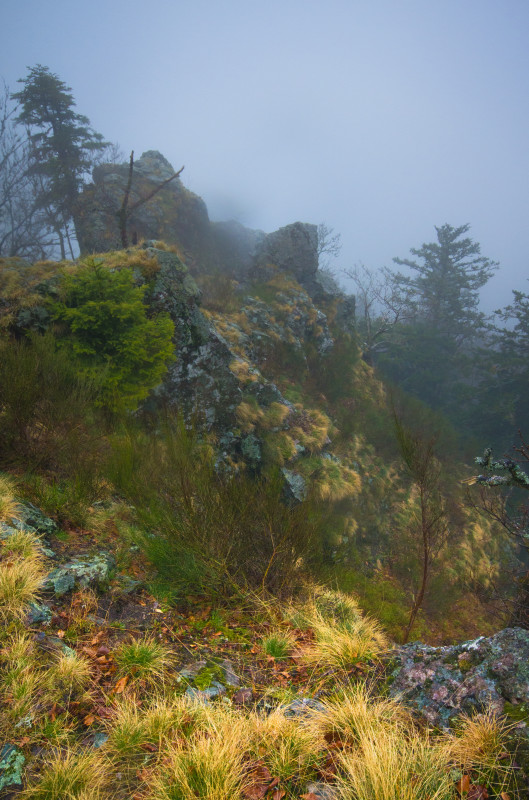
[[45, 651, 92, 702], [247, 707, 323, 785], [1, 529, 43, 560], [0, 473, 20, 522], [335, 725, 453, 800], [0, 553, 46, 623], [296, 588, 389, 669], [442, 710, 514, 790], [22, 747, 108, 799], [147, 708, 251, 800], [310, 683, 410, 745], [114, 635, 176, 689]]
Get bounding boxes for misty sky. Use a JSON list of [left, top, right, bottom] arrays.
[[3, 0, 529, 311]]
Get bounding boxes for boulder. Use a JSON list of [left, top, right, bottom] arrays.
[[75, 151, 211, 260], [45, 553, 116, 597], [253, 222, 319, 289], [388, 627, 529, 730]]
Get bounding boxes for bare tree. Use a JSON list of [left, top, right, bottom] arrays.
[[394, 413, 450, 642], [465, 437, 529, 626], [317, 222, 342, 270], [0, 83, 55, 258], [342, 262, 413, 365]]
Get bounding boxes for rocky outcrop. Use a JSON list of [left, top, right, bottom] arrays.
[[75, 151, 347, 306], [253, 221, 318, 288], [389, 627, 529, 730], [75, 151, 211, 262]]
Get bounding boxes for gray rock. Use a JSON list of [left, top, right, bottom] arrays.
[[220, 658, 240, 687], [282, 469, 307, 502], [26, 602, 52, 625], [0, 744, 25, 791], [178, 661, 208, 680], [15, 502, 58, 537], [254, 222, 319, 288], [45, 553, 115, 597], [306, 782, 338, 800], [185, 682, 226, 702], [389, 627, 529, 729], [283, 697, 327, 718]]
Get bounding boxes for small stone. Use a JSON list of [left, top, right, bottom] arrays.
[[306, 782, 338, 800], [232, 687, 254, 705], [221, 658, 240, 687], [178, 661, 207, 680]]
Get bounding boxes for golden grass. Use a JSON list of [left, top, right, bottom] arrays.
[[291, 588, 389, 669], [114, 635, 176, 689], [147, 708, 251, 800], [0, 473, 20, 522], [304, 611, 389, 668], [45, 651, 92, 703], [335, 725, 453, 800], [441, 710, 514, 791], [310, 682, 410, 745], [22, 747, 108, 800], [1, 529, 43, 560], [247, 707, 323, 784], [0, 554, 46, 623]]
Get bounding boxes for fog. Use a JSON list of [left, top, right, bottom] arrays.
[[3, 0, 529, 310]]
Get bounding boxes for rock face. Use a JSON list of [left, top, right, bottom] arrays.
[[253, 221, 319, 288], [75, 151, 336, 303], [389, 627, 529, 730], [75, 151, 211, 261]]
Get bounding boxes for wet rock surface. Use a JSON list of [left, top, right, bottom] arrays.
[[389, 627, 529, 729]]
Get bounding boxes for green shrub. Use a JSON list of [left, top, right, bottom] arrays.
[[108, 418, 324, 597], [52, 260, 175, 412], [0, 332, 103, 474]]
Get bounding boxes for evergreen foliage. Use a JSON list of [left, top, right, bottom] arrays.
[[11, 65, 107, 256], [52, 260, 175, 412]]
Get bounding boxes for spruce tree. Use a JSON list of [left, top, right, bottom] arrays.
[[378, 225, 498, 425], [12, 65, 107, 257]]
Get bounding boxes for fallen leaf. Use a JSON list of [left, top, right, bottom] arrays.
[[83, 714, 95, 726], [500, 793, 511, 800], [272, 790, 285, 800], [82, 647, 98, 658], [114, 676, 129, 694], [300, 794, 319, 800], [242, 785, 268, 799], [468, 786, 489, 800], [456, 775, 471, 795], [56, 629, 66, 639]]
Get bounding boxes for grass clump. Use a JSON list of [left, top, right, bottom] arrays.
[[261, 629, 295, 659], [114, 635, 176, 689], [147, 708, 250, 800], [287, 588, 389, 669], [248, 707, 323, 787], [0, 532, 46, 624], [22, 747, 107, 800], [442, 711, 515, 795], [0, 473, 19, 522], [45, 652, 92, 704]]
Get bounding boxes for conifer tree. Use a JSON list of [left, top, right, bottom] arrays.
[[12, 65, 107, 257]]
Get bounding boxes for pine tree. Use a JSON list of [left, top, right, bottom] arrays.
[[378, 225, 498, 424], [12, 65, 107, 257], [392, 223, 498, 341]]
